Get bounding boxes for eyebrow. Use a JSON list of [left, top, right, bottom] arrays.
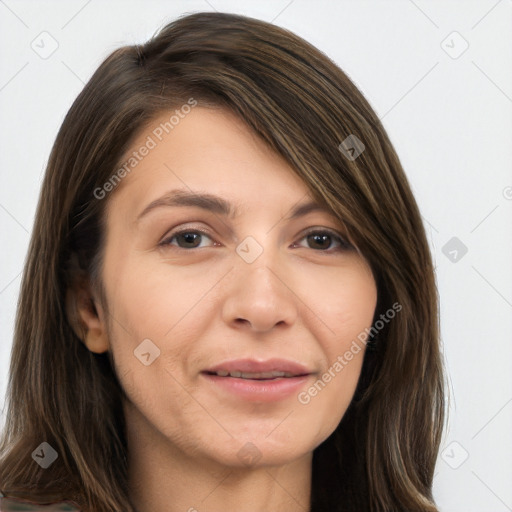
[[136, 189, 333, 222]]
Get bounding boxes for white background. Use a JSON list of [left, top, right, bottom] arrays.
[[0, 1, 511, 510]]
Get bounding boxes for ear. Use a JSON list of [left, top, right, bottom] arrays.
[[66, 281, 110, 354]]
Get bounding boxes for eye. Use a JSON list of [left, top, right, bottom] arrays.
[[159, 229, 216, 249], [159, 227, 351, 252], [293, 228, 352, 252]]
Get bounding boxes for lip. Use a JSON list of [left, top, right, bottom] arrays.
[[201, 358, 313, 402], [204, 358, 311, 376]]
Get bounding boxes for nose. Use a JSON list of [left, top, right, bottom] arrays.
[[221, 249, 299, 334]]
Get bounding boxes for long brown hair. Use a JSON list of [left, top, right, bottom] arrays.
[[0, 12, 444, 511]]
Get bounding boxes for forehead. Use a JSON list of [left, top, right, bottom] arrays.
[[104, 106, 331, 220]]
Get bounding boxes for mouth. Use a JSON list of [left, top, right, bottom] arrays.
[[201, 359, 313, 402], [203, 358, 312, 379]]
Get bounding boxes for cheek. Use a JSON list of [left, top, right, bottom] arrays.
[[105, 249, 228, 341], [295, 260, 376, 433], [322, 258, 376, 321], [102, 255, 224, 420], [302, 257, 377, 351]]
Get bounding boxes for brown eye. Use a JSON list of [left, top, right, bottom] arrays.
[[160, 229, 214, 249], [296, 229, 351, 252], [307, 233, 334, 250]]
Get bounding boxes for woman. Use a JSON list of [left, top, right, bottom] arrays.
[[0, 11, 445, 512]]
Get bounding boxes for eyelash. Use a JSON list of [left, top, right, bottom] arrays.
[[159, 227, 352, 252]]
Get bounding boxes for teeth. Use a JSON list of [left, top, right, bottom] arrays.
[[214, 370, 296, 379]]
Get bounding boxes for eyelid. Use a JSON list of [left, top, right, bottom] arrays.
[[159, 225, 216, 247]]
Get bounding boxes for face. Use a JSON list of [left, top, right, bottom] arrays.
[[92, 106, 377, 468]]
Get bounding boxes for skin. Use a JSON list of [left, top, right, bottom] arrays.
[[76, 106, 377, 512]]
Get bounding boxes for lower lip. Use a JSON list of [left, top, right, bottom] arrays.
[[201, 373, 311, 402]]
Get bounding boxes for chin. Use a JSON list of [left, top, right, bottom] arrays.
[[201, 435, 313, 469]]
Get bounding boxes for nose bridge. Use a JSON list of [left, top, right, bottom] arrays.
[[222, 235, 298, 331], [235, 235, 283, 298]]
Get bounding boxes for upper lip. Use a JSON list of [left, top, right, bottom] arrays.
[[203, 358, 312, 377]]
